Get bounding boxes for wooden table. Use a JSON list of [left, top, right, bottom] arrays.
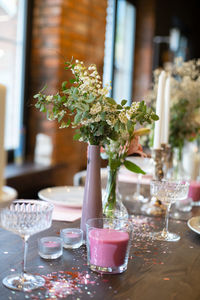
[[0, 211, 200, 300]]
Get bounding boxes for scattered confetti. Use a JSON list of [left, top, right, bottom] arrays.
[[41, 270, 101, 299], [38, 265, 44, 269]]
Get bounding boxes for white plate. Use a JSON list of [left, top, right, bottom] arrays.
[[0, 186, 18, 208], [38, 186, 85, 208], [187, 216, 200, 235]]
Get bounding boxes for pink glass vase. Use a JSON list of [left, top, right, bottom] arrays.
[[80, 145, 102, 237]]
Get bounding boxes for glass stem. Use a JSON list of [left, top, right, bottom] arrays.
[[136, 174, 142, 195], [22, 236, 29, 274], [162, 203, 171, 237]]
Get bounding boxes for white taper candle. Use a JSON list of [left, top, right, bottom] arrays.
[[0, 84, 6, 199], [162, 75, 171, 144], [153, 71, 166, 149]]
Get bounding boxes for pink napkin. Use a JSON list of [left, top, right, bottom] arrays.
[[52, 205, 82, 222]]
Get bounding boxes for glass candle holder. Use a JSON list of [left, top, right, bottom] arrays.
[[86, 218, 133, 274], [38, 237, 63, 259], [60, 228, 83, 249]]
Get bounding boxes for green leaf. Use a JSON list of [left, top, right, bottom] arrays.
[[124, 160, 146, 174], [35, 102, 41, 109], [33, 93, 40, 99], [85, 94, 95, 103], [69, 78, 76, 84], [139, 100, 145, 109], [73, 133, 81, 140], [117, 104, 122, 109], [73, 87, 78, 97], [66, 119, 71, 126], [127, 120, 134, 134], [110, 130, 118, 141], [151, 114, 159, 121], [62, 81, 67, 90], [114, 121, 119, 131], [100, 111, 106, 121], [121, 99, 127, 106], [106, 97, 116, 105], [40, 104, 46, 112], [74, 112, 82, 124], [53, 106, 58, 114]]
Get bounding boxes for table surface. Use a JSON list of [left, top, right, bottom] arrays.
[[0, 209, 200, 300]]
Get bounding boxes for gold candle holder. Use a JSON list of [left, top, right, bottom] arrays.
[[152, 148, 164, 181], [161, 143, 172, 178], [142, 148, 165, 216]]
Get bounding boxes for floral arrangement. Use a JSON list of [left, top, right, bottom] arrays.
[[34, 58, 159, 219], [150, 57, 200, 158], [34, 59, 158, 172]]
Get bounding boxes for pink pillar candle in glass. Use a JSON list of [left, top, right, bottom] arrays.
[[89, 228, 129, 267], [188, 181, 200, 202], [86, 218, 132, 274]]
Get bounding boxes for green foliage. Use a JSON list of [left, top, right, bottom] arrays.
[[34, 59, 158, 151], [169, 98, 200, 152]]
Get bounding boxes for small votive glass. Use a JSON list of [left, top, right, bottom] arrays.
[[86, 218, 133, 274], [38, 237, 63, 259], [60, 228, 83, 249]]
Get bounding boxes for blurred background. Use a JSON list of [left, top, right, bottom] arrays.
[[1, 0, 200, 198]]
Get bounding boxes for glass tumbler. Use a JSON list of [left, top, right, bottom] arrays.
[[86, 218, 132, 274]]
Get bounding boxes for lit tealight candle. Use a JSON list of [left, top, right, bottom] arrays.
[[38, 237, 63, 259], [60, 228, 83, 249]]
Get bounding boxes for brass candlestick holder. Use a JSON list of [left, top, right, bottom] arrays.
[[161, 143, 172, 178], [152, 148, 164, 181], [140, 148, 165, 216]]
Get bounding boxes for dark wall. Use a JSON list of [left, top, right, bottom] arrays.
[[155, 0, 200, 59]]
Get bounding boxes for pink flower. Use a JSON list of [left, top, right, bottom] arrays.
[[127, 135, 147, 157]]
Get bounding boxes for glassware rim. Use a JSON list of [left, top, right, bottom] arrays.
[[86, 217, 132, 229], [150, 179, 190, 186], [38, 236, 63, 243], [60, 227, 83, 233], [4, 199, 54, 212]]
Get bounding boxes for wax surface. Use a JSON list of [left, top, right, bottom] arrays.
[[89, 228, 129, 268], [189, 181, 200, 201], [65, 232, 80, 239], [44, 241, 60, 248]]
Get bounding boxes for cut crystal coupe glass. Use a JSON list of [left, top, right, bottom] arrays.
[[0, 200, 54, 291], [150, 180, 189, 242]]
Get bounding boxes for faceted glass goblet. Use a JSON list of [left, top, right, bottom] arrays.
[[0, 200, 54, 291], [150, 180, 189, 242]]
